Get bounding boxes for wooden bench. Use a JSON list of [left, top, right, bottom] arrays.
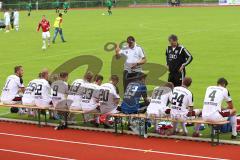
[[111, 113, 229, 146], [0, 103, 229, 146]]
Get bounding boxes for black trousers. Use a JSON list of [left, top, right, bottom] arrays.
[[123, 70, 140, 92], [168, 69, 186, 87]]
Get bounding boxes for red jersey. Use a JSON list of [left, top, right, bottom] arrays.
[[37, 20, 50, 32]]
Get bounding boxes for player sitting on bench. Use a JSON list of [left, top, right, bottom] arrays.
[[34, 69, 52, 109], [146, 82, 174, 132], [196, 78, 238, 139], [1, 66, 25, 105], [98, 75, 120, 128], [170, 77, 194, 136], [121, 73, 150, 133]]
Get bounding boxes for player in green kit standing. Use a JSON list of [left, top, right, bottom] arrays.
[[27, 2, 32, 16], [106, 0, 113, 15], [63, 1, 70, 14], [54, 0, 60, 13]]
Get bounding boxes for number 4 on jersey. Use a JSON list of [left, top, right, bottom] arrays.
[[209, 90, 217, 101]]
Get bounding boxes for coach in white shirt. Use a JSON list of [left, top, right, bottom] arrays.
[[115, 36, 147, 91], [1, 66, 25, 104]]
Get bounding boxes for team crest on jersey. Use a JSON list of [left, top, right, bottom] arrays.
[[175, 50, 178, 54]]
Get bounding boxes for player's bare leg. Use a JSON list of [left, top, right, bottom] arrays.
[[180, 122, 188, 136], [42, 38, 46, 50], [15, 25, 19, 31], [5, 25, 10, 33], [229, 109, 238, 139], [47, 37, 51, 47], [172, 122, 178, 134]]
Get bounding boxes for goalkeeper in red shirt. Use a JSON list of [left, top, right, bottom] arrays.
[[37, 15, 51, 50]]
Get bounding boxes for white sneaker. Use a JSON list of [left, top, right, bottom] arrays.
[[42, 46, 46, 50]]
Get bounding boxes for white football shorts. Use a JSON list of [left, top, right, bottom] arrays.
[[42, 31, 50, 39]]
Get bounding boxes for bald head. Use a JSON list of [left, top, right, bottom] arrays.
[[182, 77, 192, 87]]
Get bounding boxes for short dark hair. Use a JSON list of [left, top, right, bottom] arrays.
[[14, 66, 22, 73], [94, 74, 103, 82], [217, 77, 228, 86], [60, 72, 68, 78], [168, 34, 178, 41], [59, 13, 63, 17], [127, 36, 135, 43], [182, 77, 192, 87], [110, 75, 119, 82]]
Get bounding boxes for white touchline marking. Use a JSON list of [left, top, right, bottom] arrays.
[[0, 148, 77, 160], [0, 132, 229, 160], [0, 112, 10, 116]]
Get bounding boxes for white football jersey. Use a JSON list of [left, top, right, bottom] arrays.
[[147, 86, 172, 115], [4, 12, 10, 20], [98, 83, 120, 114], [170, 86, 193, 115], [1, 75, 24, 102], [22, 79, 38, 105], [67, 79, 85, 108], [80, 83, 100, 111], [34, 79, 52, 103], [202, 86, 232, 116], [51, 80, 69, 107], [13, 11, 19, 23]]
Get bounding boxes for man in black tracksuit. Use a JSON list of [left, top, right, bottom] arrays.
[[166, 35, 193, 86]]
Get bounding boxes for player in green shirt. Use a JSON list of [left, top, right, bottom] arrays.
[[106, 0, 113, 15], [63, 1, 70, 14], [55, 0, 60, 13], [27, 2, 32, 16]]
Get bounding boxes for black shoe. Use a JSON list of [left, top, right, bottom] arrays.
[[55, 124, 67, 130], [52, 41, 55, 44], [62, 40, 66, 43], [231, 135, 238, 140], [103, 123, 112, 129]]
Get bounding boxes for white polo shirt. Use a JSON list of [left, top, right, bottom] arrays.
[[119, 44, 145, 73]]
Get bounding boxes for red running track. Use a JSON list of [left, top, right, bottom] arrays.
[[0, 121, 239, 160]]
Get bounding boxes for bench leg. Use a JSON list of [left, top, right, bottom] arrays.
[[114, 116, 118, 134], [144, 118, 148, 136], [138, 118, 142, 137], [211, 125, 215, 146], [120, 117, 124, 134], [37, 109, 41, 127], [216, 127, 220, 145], [210, 125, 220, 146], [44, 111, 47, 126], [64, 112, 68, 128]]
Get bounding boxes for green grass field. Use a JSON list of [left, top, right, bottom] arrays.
[[0, 6, 239, 112]]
